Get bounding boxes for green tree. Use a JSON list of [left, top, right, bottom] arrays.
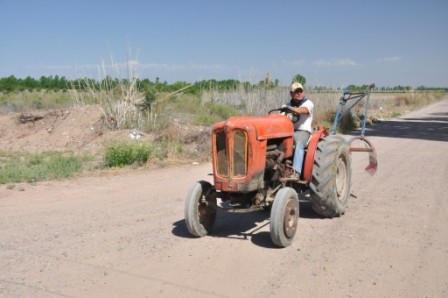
[[0, 75, 18, 92], [23, 76, 38, 90], [292, 74, 306, 85], [39, 76, 51, 89], [58, 76, 68, 91]]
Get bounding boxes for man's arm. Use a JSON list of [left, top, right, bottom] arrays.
[[290, 106, 309, 114]]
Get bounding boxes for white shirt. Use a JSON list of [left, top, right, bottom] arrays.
[[289, 98, 314, 133]]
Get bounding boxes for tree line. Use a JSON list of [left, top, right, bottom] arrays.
[[0, 75, 269, 94], [0, 75, 446, 93]]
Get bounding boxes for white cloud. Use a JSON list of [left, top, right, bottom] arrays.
[[314, 58, 356, 67]]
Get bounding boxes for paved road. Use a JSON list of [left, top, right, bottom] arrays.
[[1, 99, 447, 297]]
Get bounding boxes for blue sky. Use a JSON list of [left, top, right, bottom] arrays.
[[1, 0, 447, 87]]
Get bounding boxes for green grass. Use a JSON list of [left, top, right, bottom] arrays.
[[103, 140, 186, 168], [0, 140, 189, 184], [0, 151, 83, 184], [104, 141, 155, 167]]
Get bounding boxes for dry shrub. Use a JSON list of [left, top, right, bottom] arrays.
[[71, 51, 147, 130], [393, 92, 439, 108], [395, 95, 411, 106]]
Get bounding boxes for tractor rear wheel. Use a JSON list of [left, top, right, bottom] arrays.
[[270, 187, 299, 247], [309, 135, 352, 217], [185, 181, 217, 237]]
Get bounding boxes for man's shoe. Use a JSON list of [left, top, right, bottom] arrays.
[[290, 171, 301, 180]]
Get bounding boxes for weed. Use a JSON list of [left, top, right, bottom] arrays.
[[0, 151, 83, 184], [104, 141, 155, 167], [390, 111, 402, 118], [103, 140, 189, 168]]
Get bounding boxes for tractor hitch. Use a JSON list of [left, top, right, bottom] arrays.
[[330, 83, 378, 175]]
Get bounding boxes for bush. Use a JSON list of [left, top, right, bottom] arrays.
[[104, 141, 155, 167], [328, 112, 358, 134], [339, 113, 358, 133]]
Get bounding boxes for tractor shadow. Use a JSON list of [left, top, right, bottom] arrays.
[[172, 200, 323, 249], [172, 209, 275, 248], [349, 111, 448, 142]]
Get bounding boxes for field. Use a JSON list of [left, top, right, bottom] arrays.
[[0, 87, 445, 184]]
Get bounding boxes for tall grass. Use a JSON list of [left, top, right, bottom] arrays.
[[200, 86, 445, 130], [72, 53, 146, 130], [201, 85, 288, 116], [201, 85, 341, 125], [0, 90, 73, 114], [365, 91, 445, 120]]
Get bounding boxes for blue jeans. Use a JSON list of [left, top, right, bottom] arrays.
[[292, 130, 310, 174]]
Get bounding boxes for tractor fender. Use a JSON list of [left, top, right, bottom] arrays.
[[302, 127, 329, 182]]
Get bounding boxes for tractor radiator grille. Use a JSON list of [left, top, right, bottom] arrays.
[[215, 130, 228, 177], [214, 129, 248, 178], [232, 129, 247, 177]]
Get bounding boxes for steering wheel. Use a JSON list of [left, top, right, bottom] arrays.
[[268, 106, 300, 123]]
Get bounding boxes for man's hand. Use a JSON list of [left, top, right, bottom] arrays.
[[281, 105, 294, 113]]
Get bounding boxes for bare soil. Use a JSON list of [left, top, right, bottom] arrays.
[[1, 99, 448, 297], [0, 105, 122, 155]]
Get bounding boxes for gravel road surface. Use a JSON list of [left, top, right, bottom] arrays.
[[1, 99, 447, 298]]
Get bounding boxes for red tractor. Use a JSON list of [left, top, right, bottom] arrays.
[[185, 84, 377, 247]]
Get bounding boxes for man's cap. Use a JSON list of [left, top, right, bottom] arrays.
[[290, 82, 303, 92]]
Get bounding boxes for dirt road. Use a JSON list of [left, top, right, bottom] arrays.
[[1, 99, 447, 298]]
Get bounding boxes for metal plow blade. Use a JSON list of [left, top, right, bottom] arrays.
[[348, 136, 378, 175]]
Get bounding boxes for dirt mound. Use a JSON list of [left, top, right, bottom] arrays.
[[0, 105, 141, 156], [0, 105, 211, 161]]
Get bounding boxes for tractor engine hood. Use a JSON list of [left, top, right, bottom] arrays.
[[212, 114, 294, 140]]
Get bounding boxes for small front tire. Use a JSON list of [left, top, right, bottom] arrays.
[[184, 181, 217, 237], [270, 187, 299, 248]]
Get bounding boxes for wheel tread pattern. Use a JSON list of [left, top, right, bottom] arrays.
[[309, 136, 352, 217]]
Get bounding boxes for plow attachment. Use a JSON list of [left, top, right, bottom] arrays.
[[330, 83, 378, 175], [348, 136, 378, 175]]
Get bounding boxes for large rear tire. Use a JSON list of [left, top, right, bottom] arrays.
[[309, 135, 352, 217], [185, 181, 217, 237], [270, 187, 299, 248]]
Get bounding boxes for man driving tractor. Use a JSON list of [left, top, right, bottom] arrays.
[[284, 82, 314, 179]]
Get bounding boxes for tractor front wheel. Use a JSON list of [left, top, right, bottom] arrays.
[[309, 135, 352, 217], [185, 181, 217, 237], [270, 187, 299, 248]]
